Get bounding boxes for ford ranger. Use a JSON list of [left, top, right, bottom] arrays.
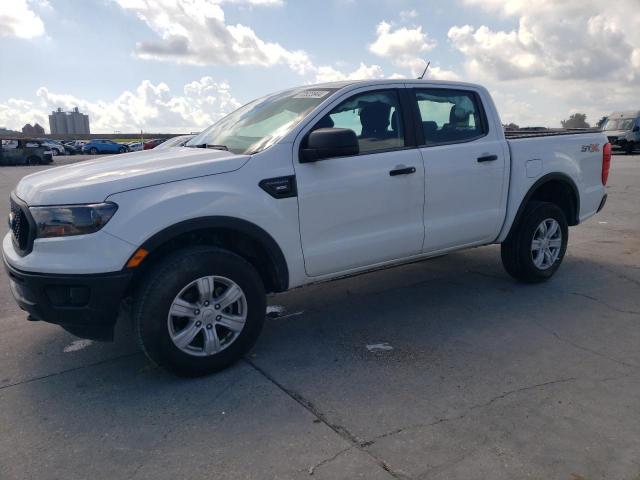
[[3, 80, 610, 376]]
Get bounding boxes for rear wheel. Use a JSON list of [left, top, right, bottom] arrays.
[[133, 246, 266, 377], [89, 147, 98, 155], [26, 156, 40, 166], [501, 202, 568, 283]]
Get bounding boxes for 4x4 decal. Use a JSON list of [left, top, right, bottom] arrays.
[[581, 144, 600, 152]]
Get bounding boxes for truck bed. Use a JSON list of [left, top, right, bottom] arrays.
[[500, 129, 607, 242]]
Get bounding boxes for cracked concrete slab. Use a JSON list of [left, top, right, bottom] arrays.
[[0, 358, 390, 480]]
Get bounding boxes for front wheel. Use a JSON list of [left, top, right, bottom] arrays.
[[501, 201, 568, 283], [133, 246, 266, 377], [51, 149, 58, 156], [89, 147, 98, 155]]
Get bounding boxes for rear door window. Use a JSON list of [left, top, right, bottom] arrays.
[[414, 89, 487, 145]]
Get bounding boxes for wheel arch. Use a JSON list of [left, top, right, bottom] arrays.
[[507, 173, 580, 239], [126, 216, 289, 294]]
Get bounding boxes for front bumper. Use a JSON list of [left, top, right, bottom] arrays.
[[4, 258, 132, 340]]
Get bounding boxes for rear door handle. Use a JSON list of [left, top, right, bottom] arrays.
[[477, 154, 498, 163], [389, 166, 416, 176]]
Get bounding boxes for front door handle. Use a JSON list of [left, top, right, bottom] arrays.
[[477, 154, 498, 163], [389, 166, 416, 176]]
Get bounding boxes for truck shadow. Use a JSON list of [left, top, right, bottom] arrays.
[[18, 245, 639, 386]]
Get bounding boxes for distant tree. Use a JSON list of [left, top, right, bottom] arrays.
[[503, 123, 520, 130], [561, 113, 590, 129], [596, 116, 608, 129]]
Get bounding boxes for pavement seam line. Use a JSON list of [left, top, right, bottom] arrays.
[[569, 291, 640, 316], [0, 352, 141, 391], [243, 358, 407, 479], [367, 377, 577, 444], [532, 320, 639, 368], [307, 446, 352, 476]]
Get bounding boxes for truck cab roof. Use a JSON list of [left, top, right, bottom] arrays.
[[308, 78, 484, 91]]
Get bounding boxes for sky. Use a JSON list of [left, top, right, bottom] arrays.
[[0, 0, 639, 133]]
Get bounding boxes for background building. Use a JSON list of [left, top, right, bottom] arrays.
[[21, 123, 45, 136], [48, 107, 90, 135]]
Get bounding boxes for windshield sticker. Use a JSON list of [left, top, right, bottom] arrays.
[[294, 90, 330, 99]]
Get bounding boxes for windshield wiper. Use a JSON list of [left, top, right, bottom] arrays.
[[190, 143, 229, 151]]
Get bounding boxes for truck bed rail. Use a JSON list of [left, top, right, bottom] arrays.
[[505, 128, 602, 140]]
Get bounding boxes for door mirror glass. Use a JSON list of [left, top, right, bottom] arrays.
[[300, 128, 359, 162]]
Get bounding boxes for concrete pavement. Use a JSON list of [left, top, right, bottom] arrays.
[[1, 153, 639, 479]]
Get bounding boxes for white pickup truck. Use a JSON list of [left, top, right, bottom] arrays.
[[4, 80, 610, 376]]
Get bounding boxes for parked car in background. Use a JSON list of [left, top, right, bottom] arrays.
[[82, 139, 130, 155], [39, 140, 66, 156], [143, 138, 166, 150], [603, 110, 640, 154], [154, 134, 196, 150], [1, 139, 53, 165], [61, 141, 79, 155], [127, 142, 143, 152]]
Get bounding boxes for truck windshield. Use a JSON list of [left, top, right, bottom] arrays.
[[603, 118, 635, 131], [186, 88, 337, 155]]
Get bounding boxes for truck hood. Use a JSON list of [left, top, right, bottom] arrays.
[[15, 147, 250, 205]]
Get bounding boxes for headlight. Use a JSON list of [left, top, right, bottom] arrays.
[[29, 202, 118, 238]]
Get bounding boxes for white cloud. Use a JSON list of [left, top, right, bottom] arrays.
[[0, 0, 46, 38], [0, 77, 241, 133], [369, 21, 435, 65], [449, 0, 640, 126], [422, 66, 461, 81], [113, 1, 422, 83], [114, 0, 313, 74], [314, 63, 385, 83], [368, 20, 449, 78], [399, 9, 418, 20], [452, 0, 640, 82]]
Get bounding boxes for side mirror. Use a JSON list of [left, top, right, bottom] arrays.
[[633, 125, 639, 132], [300, 128, 359, 163]]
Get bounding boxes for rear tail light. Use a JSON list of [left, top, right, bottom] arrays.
[[602, 142, 611, 185]]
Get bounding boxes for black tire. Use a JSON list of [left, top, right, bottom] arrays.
[[26, 156, 40, 166], [90, 147, 98, 155], [118, 147, 126, 153], [501, 201, 568, 283], [133, 246, 266, 377], [51, 148, 58, 156]]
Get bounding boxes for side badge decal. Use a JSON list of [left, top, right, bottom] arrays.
[[259, 176, 297, 199]]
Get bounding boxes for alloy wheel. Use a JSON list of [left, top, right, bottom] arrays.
[[531, 218, 562, 270], [167, 276, 248, 357]]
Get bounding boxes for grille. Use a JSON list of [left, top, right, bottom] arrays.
[[9, 197, 30, 252]]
